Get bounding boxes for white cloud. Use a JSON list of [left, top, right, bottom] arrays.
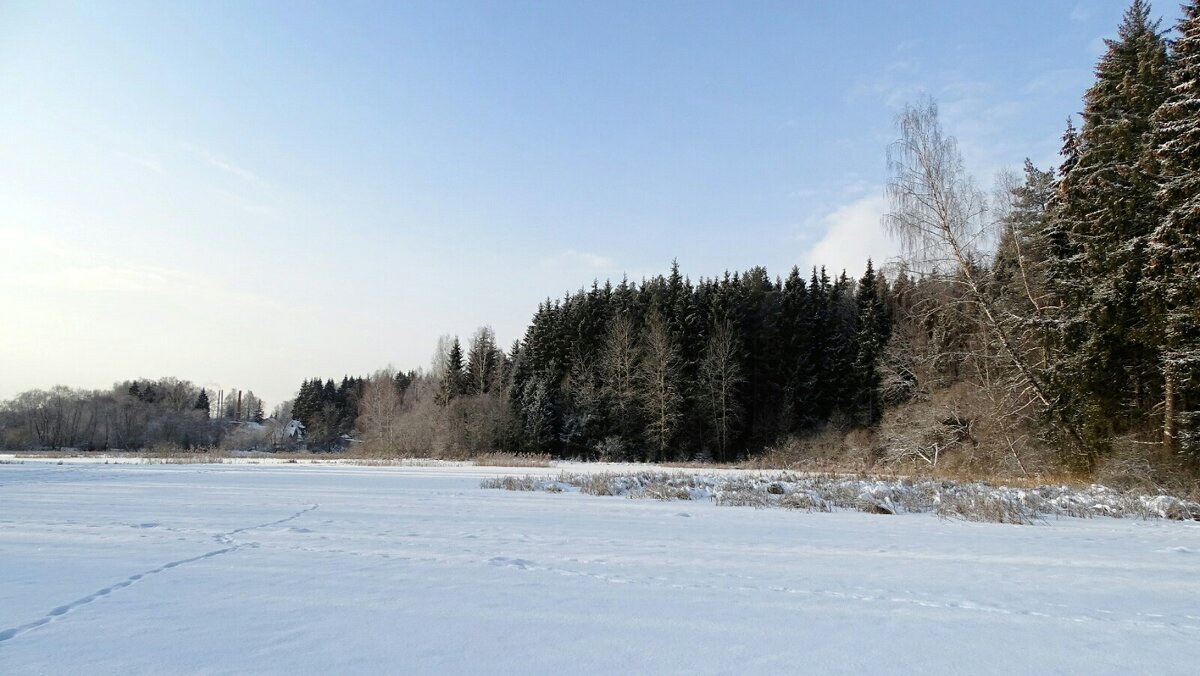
[[181, 143, 263, 185], [117, 151, 165, 174], [802, 193, 901, 277], [23, 264, 198, 294], [846, 76, 928, 111], [539, 248, 615, 271], [0, 226, 285, 310], [0, 225, 78, 262]]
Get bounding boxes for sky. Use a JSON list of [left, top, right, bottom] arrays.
[[0, 0, 1141, 408]]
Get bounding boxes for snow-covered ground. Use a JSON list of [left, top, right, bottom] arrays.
[[2, 460, 1198, 674]]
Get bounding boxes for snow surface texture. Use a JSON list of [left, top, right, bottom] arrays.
[[2, 461, 1199, 675]]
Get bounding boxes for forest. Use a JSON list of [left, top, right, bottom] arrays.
[[3, 1, 1198, 484]]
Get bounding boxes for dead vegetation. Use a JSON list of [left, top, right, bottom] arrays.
[[479, 476, 542, 491], [480, 469, 1200, 524]]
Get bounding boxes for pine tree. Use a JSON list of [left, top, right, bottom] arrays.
[[1148, 0, 1200, 454]]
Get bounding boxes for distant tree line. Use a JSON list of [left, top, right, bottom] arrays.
[[0, 377, 274, 451]]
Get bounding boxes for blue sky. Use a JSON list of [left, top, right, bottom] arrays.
[[0, 0, 1138, 406]]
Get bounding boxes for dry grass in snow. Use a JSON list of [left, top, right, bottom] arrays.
[[482, 471, 1200, 525]]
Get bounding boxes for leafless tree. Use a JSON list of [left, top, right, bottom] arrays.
[[465, 326, 501, 395], [884, 100, 1067, 437], [430, 334, 453, 380], [602, 313, 640, 429], [639, 311, 682, 461], [357, 370, 405, 455], [700, 319, 743, 462]]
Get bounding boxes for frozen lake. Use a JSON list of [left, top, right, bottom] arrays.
[[2, 460, 1198, 674]]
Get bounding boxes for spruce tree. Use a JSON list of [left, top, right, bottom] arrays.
[[438, 338, 465, 406], [1148, 0, 1200, 453], [994, 160, 1055, 309], [1056, 0, 1170, 445], [194, 389, 211, 419], [852, 260, 888, 425], [1040, 121, 1092, 440], [465, 327, 500, 395]]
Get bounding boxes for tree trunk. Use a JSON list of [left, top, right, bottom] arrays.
[[1164, 360, 1177, 454]]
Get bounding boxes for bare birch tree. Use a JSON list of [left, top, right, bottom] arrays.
[[700, 318, 743, 462], [357, 369, 404, 455], [430, 334, 453, 380], [602, 313, 640, 433], [639, 311, 682, 461], [465, 326, 501, 395], [884, 100, 1066, 436]]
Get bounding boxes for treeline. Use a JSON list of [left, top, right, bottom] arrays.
[[300, 264, 891, 461], [0, 378, 276, 451], [334, 1, 1199, 474], [504, 263, 891, 461]]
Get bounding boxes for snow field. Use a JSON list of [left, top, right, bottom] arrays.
[[1, 461, 1198, 674]]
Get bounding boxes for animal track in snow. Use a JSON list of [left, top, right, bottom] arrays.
[[0, 504, 319, 645]]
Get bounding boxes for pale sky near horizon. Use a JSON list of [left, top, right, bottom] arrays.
[[1, 0, 1136, 407]]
